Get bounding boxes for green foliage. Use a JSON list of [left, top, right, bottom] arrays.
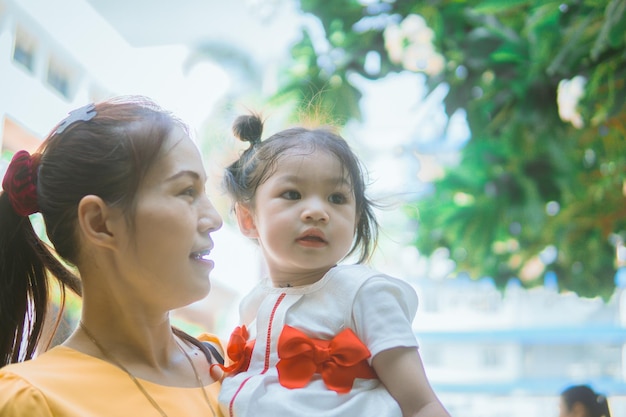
[[274, 0, 626, 299]]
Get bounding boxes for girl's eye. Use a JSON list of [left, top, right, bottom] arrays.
[[281, 190, 301, 200], [329, 193, 347, 204]]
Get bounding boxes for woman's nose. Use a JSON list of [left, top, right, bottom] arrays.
[[199, 196, 223, 233]]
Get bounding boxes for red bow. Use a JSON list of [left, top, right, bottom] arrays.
[[2, 150, 40, 217], [276, 325, 376, 394], [217, 325, 255, 374]]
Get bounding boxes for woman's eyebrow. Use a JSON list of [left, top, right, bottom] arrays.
[[164, 170, 203, 182]]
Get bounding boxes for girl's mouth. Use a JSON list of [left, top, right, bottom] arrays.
[[297, 228, 327, 243], [296, 234, 328, 247], [298, 235, 326, 243]]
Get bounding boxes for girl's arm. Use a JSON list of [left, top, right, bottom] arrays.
[[372, 346, 451, 417]]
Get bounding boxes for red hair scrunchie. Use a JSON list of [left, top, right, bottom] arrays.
[[2, 150, 41, 216]]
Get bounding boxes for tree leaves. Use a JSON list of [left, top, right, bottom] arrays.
[[272, 0, 626, 299]]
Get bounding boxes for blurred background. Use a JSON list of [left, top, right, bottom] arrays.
[[1, 0, 625, 416]]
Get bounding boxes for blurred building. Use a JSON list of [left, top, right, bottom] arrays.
[[0, 0, 273, 336], [0, 0, 105, 154], [411, 273, 626, 417]]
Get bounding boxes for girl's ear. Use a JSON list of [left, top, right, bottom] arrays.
[[235, 203, 259, 239], [77, 195, 122, 250]]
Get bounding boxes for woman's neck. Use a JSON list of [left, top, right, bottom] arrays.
[[70, 313, 174, 364], [64, 279, 178, 371]]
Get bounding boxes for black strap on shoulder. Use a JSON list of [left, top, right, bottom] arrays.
[[171, 327, 224, 366], [200, 341, 224, 365]]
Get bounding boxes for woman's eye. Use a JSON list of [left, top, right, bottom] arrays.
[[181, 187, 197, 197], [329, 193, 347, 204], [281, 190, 301, 200]]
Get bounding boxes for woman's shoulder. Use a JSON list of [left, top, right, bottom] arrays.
[[0, 347, 81, 416], [196, 333, 225, 365], [197, 332, 224, 348], [0, 370, 52, 416], [0, 344, 224, 416], [0, 346, 119, 390], [0, 346, 79, 379]]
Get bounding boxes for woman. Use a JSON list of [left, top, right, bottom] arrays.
[[559, 385, 612, 417], [0, 96, 224, 416]]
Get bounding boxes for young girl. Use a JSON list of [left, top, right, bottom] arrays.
[[218, 114, 450, 417], [0, 96, 225, 416]]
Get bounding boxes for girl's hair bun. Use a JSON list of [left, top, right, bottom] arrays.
[[232, 114, 263, 146]]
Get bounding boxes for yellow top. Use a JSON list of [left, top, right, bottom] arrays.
[[0, 334, 224, 417]]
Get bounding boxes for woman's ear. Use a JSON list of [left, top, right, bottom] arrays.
[[235, 203, 259, 239], [77, 195, 121, 249]]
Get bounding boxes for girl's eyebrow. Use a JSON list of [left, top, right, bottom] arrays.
[[278, 174, 351, 186]]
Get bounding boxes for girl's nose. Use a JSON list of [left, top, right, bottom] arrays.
[[301, 198, 329, 223]]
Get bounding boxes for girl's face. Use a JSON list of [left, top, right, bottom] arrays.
[[238, 148, 357, 285], [117, 128, 223, 309]]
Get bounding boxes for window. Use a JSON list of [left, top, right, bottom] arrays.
[[13, 27, 36, 72], [46, 57, 72, 98], [481, 346, 502, 368]]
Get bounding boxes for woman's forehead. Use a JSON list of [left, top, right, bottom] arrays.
[[145, 133, 204, 183]]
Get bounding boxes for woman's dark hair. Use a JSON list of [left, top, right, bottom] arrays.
[[223, 113, 379, 264], [561, 385, 611, 417], [0, 96, 187, 366]]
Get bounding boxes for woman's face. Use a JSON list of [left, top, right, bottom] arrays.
[[118, 127, 222, 309], [558, 398, 571, 417], [558, 398, 585, 417]]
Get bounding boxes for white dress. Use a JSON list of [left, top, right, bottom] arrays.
[[218, 264, 419, 417]]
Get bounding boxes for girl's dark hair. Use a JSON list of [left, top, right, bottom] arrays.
[[223, 113, 379, 264], [0, 96, 187, 366], [561, 385, 611, 417]]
